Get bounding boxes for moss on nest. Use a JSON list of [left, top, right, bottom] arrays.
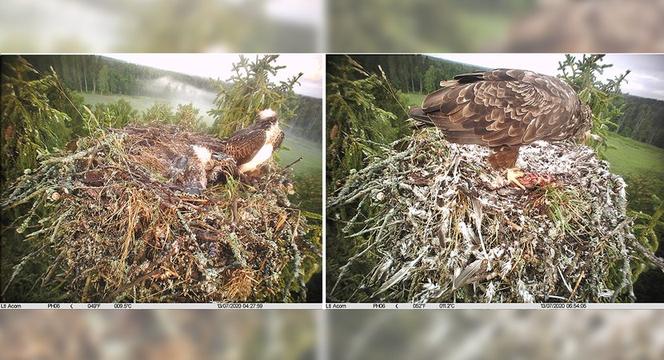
[[2, 125, 320, 302]]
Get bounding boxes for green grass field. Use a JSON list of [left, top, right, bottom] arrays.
[[280, 134, 322, 213], [280, 133, 322, 176], [604, 132, 664, 180], [79, 92, 171, 111], [402, 92, 425, 108], [79, 92, 216, 124]]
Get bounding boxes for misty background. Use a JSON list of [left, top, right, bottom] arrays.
[[22, 55, 323, 141]]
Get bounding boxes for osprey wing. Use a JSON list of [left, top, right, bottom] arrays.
[[222, 128, 267, 165], [273, 130, 285, 149], [418, 69, 579, 147]]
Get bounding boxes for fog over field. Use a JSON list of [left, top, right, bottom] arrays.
[[140, 75, 217, 124]]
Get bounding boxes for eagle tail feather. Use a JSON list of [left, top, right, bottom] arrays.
[[408, 107, 435, 127], [453, 72, 485, 83]]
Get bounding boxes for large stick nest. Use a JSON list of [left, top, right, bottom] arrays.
[[329, 129, 636, 303], [2, 125, 320, 302]]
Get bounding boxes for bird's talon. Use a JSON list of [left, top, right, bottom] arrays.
[[506, 168, 526, 190]]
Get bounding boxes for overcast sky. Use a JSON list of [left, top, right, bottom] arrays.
[[106, 54, 323, 98], [429, 54, 664, 101]]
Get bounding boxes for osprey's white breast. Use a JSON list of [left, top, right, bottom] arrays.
[[238, 123, 280, 173], [239, 144, 273, 173]]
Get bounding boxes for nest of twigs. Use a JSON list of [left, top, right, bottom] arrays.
[[2, 125, 319, 302], [329, 128, 638, 303]]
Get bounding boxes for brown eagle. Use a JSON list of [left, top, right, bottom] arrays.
[[409, 69, 592, 188]]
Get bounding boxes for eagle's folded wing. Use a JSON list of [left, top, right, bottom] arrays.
[[420, 69, 577, 147]]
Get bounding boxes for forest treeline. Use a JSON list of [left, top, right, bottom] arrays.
[[617, 95, 664, 148], [288, 95, 322, 141], [351, 54, 664, 149], [23, 55, 218, 95], [350, 54, 486, 95]]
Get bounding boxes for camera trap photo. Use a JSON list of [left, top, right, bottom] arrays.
[[1, 54, 323, 303], [326, 55, 664, 303]]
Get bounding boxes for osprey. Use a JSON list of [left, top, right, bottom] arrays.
[[173, 109, 284, 194], [219, 108, 285, 176], [409, 69, 592, 188]]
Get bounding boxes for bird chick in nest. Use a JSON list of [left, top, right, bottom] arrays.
[[171, 145, 237, 195]]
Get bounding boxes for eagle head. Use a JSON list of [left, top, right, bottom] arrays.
[[257, 108, 278, 128]]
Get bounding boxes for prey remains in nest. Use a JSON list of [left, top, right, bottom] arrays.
[[329, 129, 636, 303], [2, 124, 318, 303]]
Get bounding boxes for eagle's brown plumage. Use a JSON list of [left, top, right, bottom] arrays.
[[409, 69, 592, 169]]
